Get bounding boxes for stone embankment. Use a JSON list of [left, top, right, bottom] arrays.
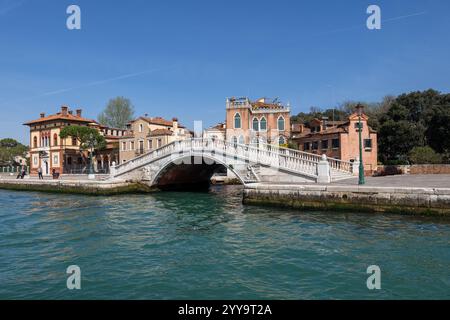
[[0, 178, 152, 195], [243, 183, 450, 216]]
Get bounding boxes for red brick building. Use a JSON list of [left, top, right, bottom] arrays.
[[291, 113, 378, 173]]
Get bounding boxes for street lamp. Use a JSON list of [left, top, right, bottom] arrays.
[[355, 104, 365, 185]]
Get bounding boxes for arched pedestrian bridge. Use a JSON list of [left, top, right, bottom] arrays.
[[109, 139, 356, 189]]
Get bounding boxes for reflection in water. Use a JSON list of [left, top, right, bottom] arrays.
[[0, 186, 449, 299]]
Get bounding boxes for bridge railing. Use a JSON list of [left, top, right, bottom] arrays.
[[112, 138, 353, 178]]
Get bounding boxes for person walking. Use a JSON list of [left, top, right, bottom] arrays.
[[20, 168, 26, 179], [38, 167, 43, 180]]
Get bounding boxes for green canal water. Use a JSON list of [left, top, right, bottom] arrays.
[[0, 186, 449, 299]]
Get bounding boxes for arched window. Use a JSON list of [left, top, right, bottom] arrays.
[[33, 136, 37, 148], [277, 116, 285, 131], [139, 124, 143, 133], [234, 113, 241, 129], [260, 117, 267, 131], [53, 133, 58, 146], [232, 136, 238, 146], [279, 136, 286, 145], [238, 136, 245, 144], [252, 118, 259, 131]]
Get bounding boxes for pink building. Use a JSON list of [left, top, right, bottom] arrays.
[[291, 113, 378, 174]]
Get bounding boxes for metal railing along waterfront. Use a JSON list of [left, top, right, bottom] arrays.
[[112, 138, 354, 179]]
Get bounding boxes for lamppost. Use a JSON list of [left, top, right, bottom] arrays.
[[356, 104, 365, 185], [88, 133, 95, 178]]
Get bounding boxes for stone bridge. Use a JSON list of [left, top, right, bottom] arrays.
[[109, 139, 357, 189]]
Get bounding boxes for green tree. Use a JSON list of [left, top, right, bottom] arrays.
[[408, 146, 443, 164], [0, 138, 28, 165], [59, 126, 106, 174], [377, 90, 446, 163], [426, 105, 450, 155], [98, 96, 135, 129], [378, 120, 425, 163]]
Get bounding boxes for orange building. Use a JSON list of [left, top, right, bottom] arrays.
[[291, 113, 378, 174], [24, 106, 125, 176], [225, 97, 291, 146]]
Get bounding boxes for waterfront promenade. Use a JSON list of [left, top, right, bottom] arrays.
[[330, 174, 450, 188], [244, 175, 450, 216]]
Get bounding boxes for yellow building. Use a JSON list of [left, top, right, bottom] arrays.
[[119, 116, 192, 163]]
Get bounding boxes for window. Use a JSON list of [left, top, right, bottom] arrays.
[[234, 113, 241, 129], [252, 118, 259, 131], [364, 139, 372, 150], [148, 139, 153, 150], [277, 116, 285, 131], [260, 117, 267, 131], [239, 136, 244, 144], [233, 136, 238, 145], [303, 142, 310, 151], [139, 124, 143, 133], [354, 122, 363, 131], [321, 140, 328, 150], [278, 136, 285, 145], [33, 136, 37, 149], [130, 141, 135, 150], [53, 134, 58, 146], [157, 139, 162, 148], [332, 139, 340, 149], [122, 142, 126, 151], [312, 141, 319, 150], [72, 137, 77, 146]]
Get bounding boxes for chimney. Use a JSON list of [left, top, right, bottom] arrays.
[[76, 109, 82, 117], [40, 112, 45, 118], [68, 110, 73, 115], [61, 106, 68, 115], [322, 116, 328, 130], [172, 117, 179, 135]]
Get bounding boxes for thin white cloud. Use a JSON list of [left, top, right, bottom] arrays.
[[310, 11, 427, 37], [0, 66, 175, 106]]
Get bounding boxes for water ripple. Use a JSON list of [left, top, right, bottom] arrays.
[[0, 187, 449, 300]]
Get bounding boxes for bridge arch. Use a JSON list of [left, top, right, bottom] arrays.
[[149, 153, 247, 190]]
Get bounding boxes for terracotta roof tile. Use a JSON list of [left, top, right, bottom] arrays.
[[135, 116, 186, 128], [24, 113, 97, 125]]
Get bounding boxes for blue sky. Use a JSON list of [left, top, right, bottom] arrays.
[[1, 0, 449, 144]]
